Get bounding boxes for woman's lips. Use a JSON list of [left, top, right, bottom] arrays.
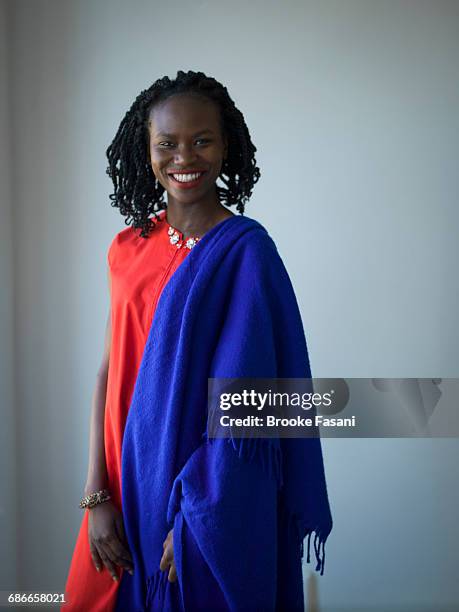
[[168, 171, 207, 189]]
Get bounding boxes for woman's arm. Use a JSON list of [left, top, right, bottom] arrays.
[[83, 266, 133, 579], [84, 265, 111, 496]]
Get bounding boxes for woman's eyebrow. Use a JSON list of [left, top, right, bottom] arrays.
[[155, 129, 214, 138]]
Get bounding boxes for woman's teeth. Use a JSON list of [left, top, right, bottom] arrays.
[[171, 173, 204, 183]]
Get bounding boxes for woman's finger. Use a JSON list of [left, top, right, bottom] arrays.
[[168, 562, 177, 583], [104, 542, 133, 574], [159, 547, 171, 572], [114, 515, 131, 554], [160, 530, 174, 572], [105, 531, 134, 572], [89, 541, 103, 572], [97, 545, 120, 582]]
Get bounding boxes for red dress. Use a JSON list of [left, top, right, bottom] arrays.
[[62, 210, 199, 611]]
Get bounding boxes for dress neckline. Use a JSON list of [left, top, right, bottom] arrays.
[[157, 208, 201, 250], [152, 208, 237, 250]]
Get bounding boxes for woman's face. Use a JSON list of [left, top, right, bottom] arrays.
[[148, 93, 228, 205]]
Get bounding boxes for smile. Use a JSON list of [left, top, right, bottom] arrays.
[[167, 171, 207, 189]]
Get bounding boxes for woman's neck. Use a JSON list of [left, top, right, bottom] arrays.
[[165, 200, 235, 239]]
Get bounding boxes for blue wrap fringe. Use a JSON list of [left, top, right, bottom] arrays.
[[204, 429, 328, 576]]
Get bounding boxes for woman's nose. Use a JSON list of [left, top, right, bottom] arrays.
[[174, 144, 197, 165]]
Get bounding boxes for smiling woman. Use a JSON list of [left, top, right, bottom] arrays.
[[103, 70, 260, 240], [62, 70, 333, 612], [148, 95, 227, 196]]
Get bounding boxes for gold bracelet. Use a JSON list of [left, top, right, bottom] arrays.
[[79, 488, 111, 509]]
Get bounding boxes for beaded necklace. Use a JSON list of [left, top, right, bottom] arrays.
[[166, 224, 200, 250]]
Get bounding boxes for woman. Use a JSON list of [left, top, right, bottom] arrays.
[[63, 70, 333, 612]]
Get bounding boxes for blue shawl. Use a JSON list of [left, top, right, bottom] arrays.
[[115, 214, 333, 612]]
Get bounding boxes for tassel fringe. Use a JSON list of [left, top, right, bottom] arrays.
[[302, 525, 328, 576], [202, 431, 329, 576], [279, 500, 329, 576], [204, 430, 284, 490]]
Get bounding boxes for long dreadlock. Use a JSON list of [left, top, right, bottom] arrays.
[[106, 70, 261, 238]]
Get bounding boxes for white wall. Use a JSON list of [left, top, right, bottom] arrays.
[[3, 1, 459, 610]]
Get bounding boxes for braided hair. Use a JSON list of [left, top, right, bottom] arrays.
[[106, 70, 261, 238]]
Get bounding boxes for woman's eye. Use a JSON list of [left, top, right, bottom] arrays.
[[157, 139, 210, 148]]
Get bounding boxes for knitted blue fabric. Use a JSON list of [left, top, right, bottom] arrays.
[[115, 214, 333, 612]]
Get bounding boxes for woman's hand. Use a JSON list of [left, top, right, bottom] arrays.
[[160, 529, 177, 582], [88, 500, 134, 581]]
